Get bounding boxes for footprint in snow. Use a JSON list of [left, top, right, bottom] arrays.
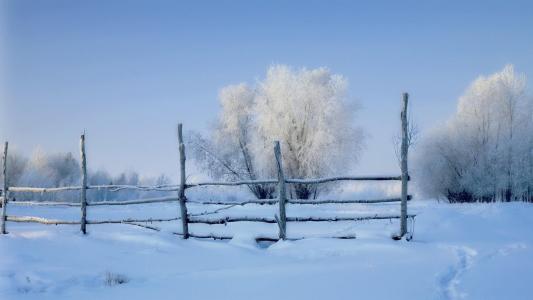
[[437, 246, 477, 300]]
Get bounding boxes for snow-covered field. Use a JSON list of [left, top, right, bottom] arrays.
[[1, 200, 532, 300]]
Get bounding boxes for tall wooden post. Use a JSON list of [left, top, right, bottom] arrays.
[[80, 134, 88, 234], [1, 142, 8, 234], [178, 123, 189, 239], [274, 141, 287, 240], [400, 93, 409, 237]]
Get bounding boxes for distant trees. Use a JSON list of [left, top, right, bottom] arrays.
[[11, 148, 81, 201], [189, 65, 364, 199], [22, 149, 81, 188], [0, 148, 167, 202], [415, 65, 533, 202]]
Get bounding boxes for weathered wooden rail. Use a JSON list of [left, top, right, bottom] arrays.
[[0, 94, 413, 241]]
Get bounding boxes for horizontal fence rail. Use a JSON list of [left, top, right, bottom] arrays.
[[287, 196, 412, 204], [187, 195, 412, 206], [9, 185, 180, 193], [7, 216, 80, 225], [87, 217, 180, 224], [172, 232, 358, 242], [286, 176, 404, 184], [8, 175, 408, 193], [9, 186, 83, 193], [188, 214, 417, 225], [9, 201, 82, 207], [186, 179, 278, 188], [89, 184, 179, 192], [6, 195, 412, 208], [87, 196, 179, 206], [1, 94, 412, 241]]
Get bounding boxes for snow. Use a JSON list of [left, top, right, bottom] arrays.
[[1, 200, 532, 300]]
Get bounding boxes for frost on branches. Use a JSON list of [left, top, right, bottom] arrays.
[[415, 65, 533, 202], [188, 65, 364, 199]]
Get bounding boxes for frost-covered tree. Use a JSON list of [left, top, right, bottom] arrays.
[[254, 65, 363, 198], [188, 83, 275, 198], [189, 65, 364, 199], [20, 149, 80, 188], [414, 65, 533, 202]]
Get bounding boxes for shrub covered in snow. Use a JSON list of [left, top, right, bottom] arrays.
[[103, 271, 129, 286]]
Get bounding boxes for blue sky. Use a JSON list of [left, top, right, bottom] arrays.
[[1, 0, 532, 180]]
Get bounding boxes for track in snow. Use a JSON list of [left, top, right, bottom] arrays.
[[438, 246, 477, 300]]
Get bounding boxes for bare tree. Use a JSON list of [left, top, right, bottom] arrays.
[[188, 84, 275, 198], [394, 101, 418, 165]]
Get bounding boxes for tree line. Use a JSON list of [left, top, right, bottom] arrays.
[[2, 65, 532, 203], [0, 147, 171, 202]]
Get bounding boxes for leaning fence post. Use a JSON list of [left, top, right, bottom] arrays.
[[274, 141, 287, 240], [178, 123, 189, 239], [80, 134, 88, 234], [1, 142, 9, 234], [400, 93, 409, 237]]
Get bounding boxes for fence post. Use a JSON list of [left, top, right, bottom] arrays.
[[274, 141, 287, 240], [1, 142, 8, 234], [178, 123, 189, 239], [80, 134, 88, 234], [400, 93, 409, 237]]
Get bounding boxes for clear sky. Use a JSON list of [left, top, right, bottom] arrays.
[[1, 0, 532, 180]]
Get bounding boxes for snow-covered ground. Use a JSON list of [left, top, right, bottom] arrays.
[[1, 199, 532, 300]]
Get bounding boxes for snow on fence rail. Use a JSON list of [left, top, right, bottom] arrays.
[[0, 94, 413, 241]]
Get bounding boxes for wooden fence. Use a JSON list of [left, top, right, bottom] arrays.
[[0, 94, 414, 241]]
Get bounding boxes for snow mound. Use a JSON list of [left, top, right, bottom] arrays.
[[229, 232, 259, 250]]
